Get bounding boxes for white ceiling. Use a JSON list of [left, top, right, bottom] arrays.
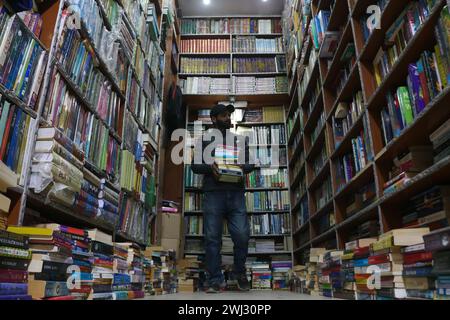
[[179, 0, 285, 17]]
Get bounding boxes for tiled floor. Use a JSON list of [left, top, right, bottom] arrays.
[[141, 290, 335, 300]]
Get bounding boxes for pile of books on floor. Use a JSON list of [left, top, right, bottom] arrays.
[[306, 248, 326, 296], [177, 256, 202, 293], [288, 265, 307, 293], [88, 229, 114, 300], [320, 250, 344, 298], [424, 227, 450, 300], [143, 247, 178, 295], [0, 229, 31, 300], [251, 260, 272, 290], [271, 256, 292, 290]]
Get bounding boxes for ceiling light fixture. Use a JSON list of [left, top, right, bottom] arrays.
[[203, 0, 211, 5]]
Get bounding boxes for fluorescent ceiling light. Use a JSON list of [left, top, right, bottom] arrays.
[[203, 0, 211, 5]]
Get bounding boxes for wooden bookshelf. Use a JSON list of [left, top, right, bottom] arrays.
[[287, 0, 450, 265], [0, 0, 177, 248]]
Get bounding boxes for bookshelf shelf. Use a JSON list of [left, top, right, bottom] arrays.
[[333, 163, 374, 201], [232, 52, 287, 56], [325, 0, 348, 31], [233, 72, 287, 76], [310, 225, 336, 245], [373, 87, 450, 164], [379, 155, 450, 208], [327, 63, 360, 119], [329, 111, 367, 160], [322, 20, 352, 88], [290, 164, 305, 189], [305, 124, 326, 162], [287, 82, 299, 117], [0, 83, 38, 119], [365, 1, 445, 112], [185, 234, 289, 238], [335, 201, 379, 231], [236, 122, 286, 127], [180, 34, 232, 38], [293, 220, 310, 236], [180, 53, 231, 56], [299, 60, 320, 109], [289, 137, 304, 164], [311, 197, 334, 221], [293, 241, 311, 253], [287, 118, 301, 146], [303, 93, 324, 134], [308, 161, 330, 192]]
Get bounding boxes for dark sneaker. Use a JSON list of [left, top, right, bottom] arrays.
[[206, 282, 222, 294], [237, 274, 250, 291]]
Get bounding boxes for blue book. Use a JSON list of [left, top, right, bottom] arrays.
[[0, 294, 32, 300], [0, 283, 28, 296], [354, 258, 369, 267]]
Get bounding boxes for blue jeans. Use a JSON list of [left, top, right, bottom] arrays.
[[203, 191, 250, 285]]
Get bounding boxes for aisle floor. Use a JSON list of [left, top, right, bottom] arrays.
[[142, 291, 335, 300]]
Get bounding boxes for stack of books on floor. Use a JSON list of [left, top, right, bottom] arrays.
[[112, 243, 130, 300], [424, 227, 450, 300], [177, 256, 204, 293], [340, 238, 377, 300], [306, 248, 326, 296], [8, 225, 73, 300], [88, 229, 114, 300], [143, 247, 178, 295], [123, 243, 146, 299], [321, 250, 344, 298], [0, 229, 31, 300], [370, 228, 431, 300], [288, 265, 307, 293], [271, 256, 292, 290], [251, 260, 272, 290]]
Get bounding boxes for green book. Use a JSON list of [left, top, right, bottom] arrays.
[[396, 86, 414, 126]]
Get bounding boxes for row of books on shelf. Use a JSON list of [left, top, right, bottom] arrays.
[[233, 76, 288, 94], [310, 110, 326, 145], [232, 37, 284, 53], [181, 18, 282, 35], [313, 177, 333, 212], [0, 225, 174, 300], [373, 2, 449, 88], [294, 196, 309, 231], [299, 224, 450, 300], [334, 121, 374, 190], [236, 124, 287, 146], [181, 39, 231, 53], [332, 91, 365, 148], [0, 12, 47, 110], [380, 50, 449, 147], [179, 76, 288, 95], [311, 146, 328, 178], [242, 106, 285, 123], [382, 144, 444, 195], [245, 190, 290, 212], [298, 47, 318, 102], [184, 213, 291, 236], [245, 168, 288, 189], [180, 57, 230, 74], [233, 56, 286, 74], [332, 44, 357, 96], [0, 98, 34, 183], [180, 57, 287, 75]]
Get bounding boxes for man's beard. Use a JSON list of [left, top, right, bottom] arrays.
[[216, 119, 232, 130]]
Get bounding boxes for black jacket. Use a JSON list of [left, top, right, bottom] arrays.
[[191, 130, 255, 192]]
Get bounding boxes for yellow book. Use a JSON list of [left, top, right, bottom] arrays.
[[371, 235, 394, 252], [7, 226, 53, 237]]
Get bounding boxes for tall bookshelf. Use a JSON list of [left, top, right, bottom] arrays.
[[0, 0, 176, 247], [285, 0, 450, 265]]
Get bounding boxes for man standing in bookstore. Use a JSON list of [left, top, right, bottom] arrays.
[[191, 104, 255, 293]]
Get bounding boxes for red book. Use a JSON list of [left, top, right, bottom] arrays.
[[45, 296, 76, 300], [0, 105, 15, 160], [368, 254, 391, 265], [0, 269, 28, 283], [354, 246, 370, 258], [403, 251, 433, 265]]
